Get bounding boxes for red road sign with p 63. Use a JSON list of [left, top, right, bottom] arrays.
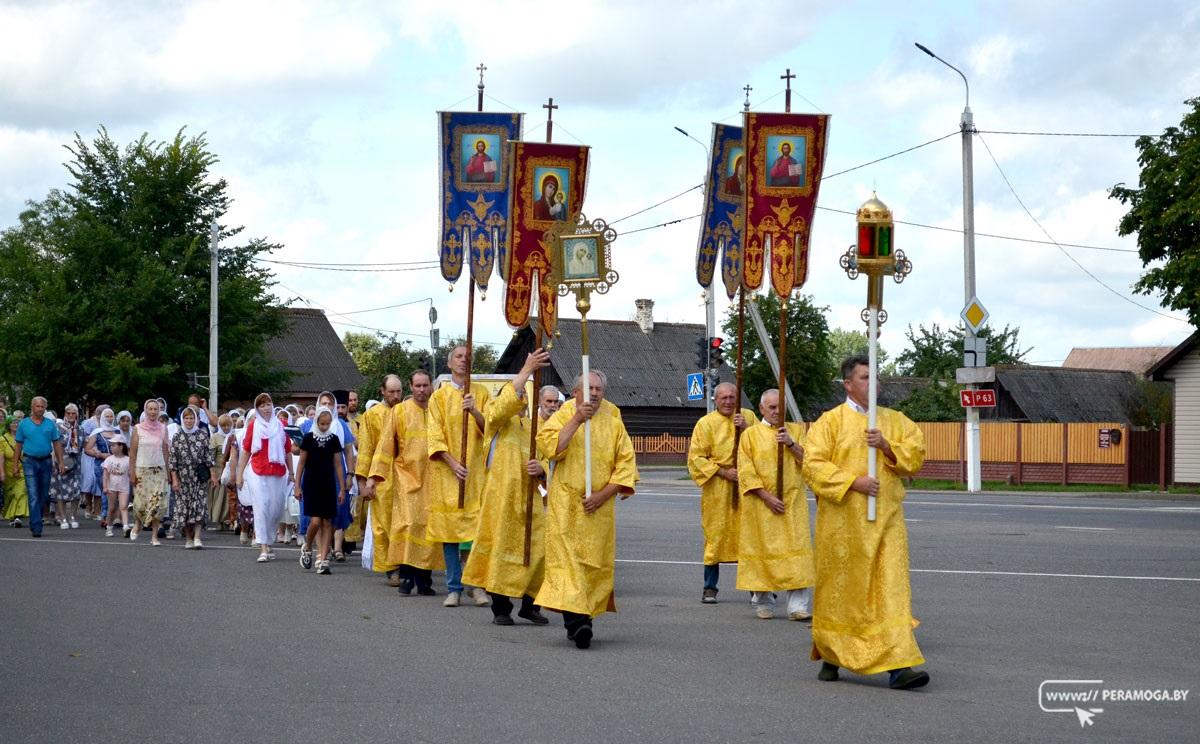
[[960, 389, 996, 408]]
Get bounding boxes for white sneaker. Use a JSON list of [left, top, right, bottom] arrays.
[[193, 539, 203, 550], [469, 587, 491, 607], [105, 528, 114, 537], [443, 591, 461, 607], [60, 521, 70, 530], [257, 553, 270, 563], [70, 519, 79, 529], [184, 539, 195, 550], [755, 606, 774, 620]]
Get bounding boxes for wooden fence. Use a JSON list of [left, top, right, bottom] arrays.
[[633, 421, 1162, 486]]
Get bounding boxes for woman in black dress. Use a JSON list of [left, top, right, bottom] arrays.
[[294, 407, 345, 575]]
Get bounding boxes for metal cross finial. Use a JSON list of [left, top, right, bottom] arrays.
[[743, 83, 752, 112], [781, 68, 795, 112], [476, 62, 487, 87], [543, 97, 559, 142]]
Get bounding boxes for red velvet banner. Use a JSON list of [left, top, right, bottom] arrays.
[[743, 112, 829, 296], [503, 142, 590, 332]]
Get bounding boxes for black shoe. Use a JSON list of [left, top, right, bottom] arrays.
[[416, 585, 436, 596], [398, 578, 414, 595], [889, 668, 930, 690], [31, 531, 41, 538], [518, 607, 550, 625], [818, 663, 839, 682], [492, 614, 515, 626], [573, 626, 593, 649]]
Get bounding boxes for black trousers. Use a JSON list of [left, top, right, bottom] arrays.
[[399, 565, 433, 590], [563, 611, 592, 637], [490, 593, 537, 618]]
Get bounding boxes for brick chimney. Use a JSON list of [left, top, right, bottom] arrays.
[[634, 299, 654, 333]]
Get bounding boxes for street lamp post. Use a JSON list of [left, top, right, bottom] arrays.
[[916, 42, 982, 493], [675, 125, 716, 413]]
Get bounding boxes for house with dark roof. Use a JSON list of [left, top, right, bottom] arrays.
[[260, 308, 364, 407], [1063, 346, 1174, 377], [982, 365, 1139, 423], [1148, 331, 1200, 484], [494, 301, 733, 436]]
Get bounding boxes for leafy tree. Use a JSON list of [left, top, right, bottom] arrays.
[[1110, 97, 1200, 327], [720, 293, 834, 414], [436, 336, 499, 376], [893, 379, 963, 422], [344, 331, 427, 405], [0, 128, 287, 412], [827, 327, 897, 376], [894, 323, 1028, 378], [1127, 379, 1173, 429]]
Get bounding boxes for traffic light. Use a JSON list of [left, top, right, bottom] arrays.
[[695, 336, 709, 369], [186, 372, 198, 387], [709, 337, 725, 368]]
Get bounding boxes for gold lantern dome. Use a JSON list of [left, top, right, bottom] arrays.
[[856, 192, 893, 224]]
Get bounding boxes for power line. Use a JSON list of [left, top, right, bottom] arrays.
[[260, 258, 438, 268], [977, 130, 1156, 138], [975, 132, 1186, 323], [622, 214, 700, 235], [820, 131, 959, 181], [816, 206, 1138, 254], [264, 262, 439, 273], [335, 297, 432, 316], [611, 184, 702, 225]]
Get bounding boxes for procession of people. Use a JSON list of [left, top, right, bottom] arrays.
[[4, 345, 929, 686]]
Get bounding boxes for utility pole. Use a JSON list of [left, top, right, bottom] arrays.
[[208, 220, 219, 412], [673, 124, 715, 412], [917, 42, 984, 492]]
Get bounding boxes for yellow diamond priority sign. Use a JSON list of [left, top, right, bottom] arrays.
[[960, 296, 989, 335]]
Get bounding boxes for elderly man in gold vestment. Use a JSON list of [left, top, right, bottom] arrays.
[[736, 389, 816, 620], [462, 349, 553, 626], [687, 382, 756, 604], [354, 374, 403, 586], [535, 370, 638, 649], [803, 356, 930, 690]]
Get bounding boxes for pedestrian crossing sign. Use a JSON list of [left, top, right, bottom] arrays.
[[686, 373, 705, 401]]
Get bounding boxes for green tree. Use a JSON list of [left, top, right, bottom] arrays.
[[344, 331, 427, 405], [719, 293, 834, 413], [0, 127, 287, 411], [1110, 97, 1200, 327], [894, 323, 1028, 377], [893, 380, 963, 422], [436, 336, 499, 376], [827, 327, 897, 375], [1127, 379, 1173, 429]]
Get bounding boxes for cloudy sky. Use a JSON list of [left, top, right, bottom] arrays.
[[2, 0, 1197, 367]]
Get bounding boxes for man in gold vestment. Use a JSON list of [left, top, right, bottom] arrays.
[[368, 369, 444, 595], [736, 389, 816, 620], [427, 346, 492, 608], [535, 370, 638, 649], [803, 356, 930, 690], [687, 382, 756, 604], [354, 375, 403, 585], [462, 349, 552, 625]]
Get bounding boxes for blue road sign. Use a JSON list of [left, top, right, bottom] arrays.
[[686, 372, 705, 401]]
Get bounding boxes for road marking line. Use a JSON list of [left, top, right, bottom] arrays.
[[0, 536, 300, 552], [906, 500, 1189, 513], [1054, 526, 1116, 532], [909, 568, 1200, 582]]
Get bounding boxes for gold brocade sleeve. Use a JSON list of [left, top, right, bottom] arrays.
[[354, 406, 379, 479], [369, 406, 400, 481], [801, 408, 857, 505], [484, 384, 526, 436], [537, 400, 573, 463], [884, 409, 926, 480], [737, 426, 767, 498], [426, 388, 452, 460], [609, 416, 639, 493], [687, 415, 721, 486]]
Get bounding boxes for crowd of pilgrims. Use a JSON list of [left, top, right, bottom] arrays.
[[3, 346, 930, 688]]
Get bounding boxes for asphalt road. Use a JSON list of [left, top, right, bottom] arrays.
[[2, 470, 1197, 743]]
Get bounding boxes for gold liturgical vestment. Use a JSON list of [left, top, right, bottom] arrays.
[[687, 408, 758, 565], [735, 421, 816, 592], [426, 381, 491, 543], [354, 401, 395, 572], [370, 399, 445, 571], [462, 385, 545, 598], [534, 399, 639, 617], [803, 403, 926, 675], [344, 414, 367, 543]]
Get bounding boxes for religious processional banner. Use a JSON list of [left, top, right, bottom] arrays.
[[438, 111, 524, 292], [695, 123, 746, 300], [743, 112, 830, 297], [503, 141, 590, 333]]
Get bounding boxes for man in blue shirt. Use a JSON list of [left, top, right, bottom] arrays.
[[14, 396, 65, 537]]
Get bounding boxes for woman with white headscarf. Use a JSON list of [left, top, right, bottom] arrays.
[[79, 403, 110, 520], [169, 405, 215, 549], [84, 406, 118, 525], [236, 393, 294, 563], [295, 406, 345, 575]]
